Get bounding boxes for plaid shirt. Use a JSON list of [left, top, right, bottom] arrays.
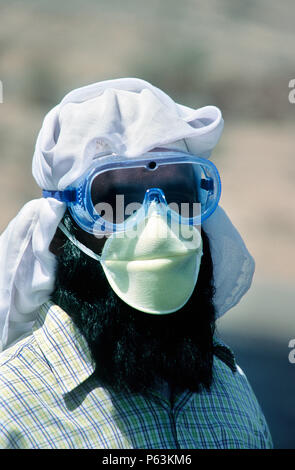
[[0, 301, 273, 449]]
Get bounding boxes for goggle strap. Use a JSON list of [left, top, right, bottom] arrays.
[[43, 189, 76, 203]]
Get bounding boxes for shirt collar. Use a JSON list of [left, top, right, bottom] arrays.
[[33, 301, 95, 395]]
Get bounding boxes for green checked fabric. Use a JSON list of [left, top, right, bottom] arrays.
[[0, 301, 273, 449]]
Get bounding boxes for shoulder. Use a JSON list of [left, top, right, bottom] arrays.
[[0, 333, 36, 368], [0, 334, 54, 448], [211, 341, 263, 414], [212, 343, 259, 407], [0, 332, 51, 407], [210, 351, 273, 448], [0, 330, 48, 369]]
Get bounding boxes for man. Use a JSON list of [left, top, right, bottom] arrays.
[[0, 78, 272, 449]]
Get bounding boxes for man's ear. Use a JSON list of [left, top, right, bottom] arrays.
[[49, 227, 66, 256]]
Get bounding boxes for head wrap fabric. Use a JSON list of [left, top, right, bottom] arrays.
[[32, 78, 223, 190], [0, 77, 254, 351], [0, 198, 65, 350]]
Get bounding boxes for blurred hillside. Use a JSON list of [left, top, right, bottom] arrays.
[[0, 0, 294, 117], [0, 0, 294, 231], [0, 0, 294, 448]]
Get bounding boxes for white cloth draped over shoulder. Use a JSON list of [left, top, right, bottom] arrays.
[[0, 77, 255, 351]]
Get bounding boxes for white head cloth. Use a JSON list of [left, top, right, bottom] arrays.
[[0, 78, 254, 351]]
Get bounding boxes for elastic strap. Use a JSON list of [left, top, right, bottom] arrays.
[[58, 222, 101, 261], [43, 190, 76, 203]]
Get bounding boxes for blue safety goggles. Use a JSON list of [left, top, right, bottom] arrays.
[[43, 150, 221, 235]]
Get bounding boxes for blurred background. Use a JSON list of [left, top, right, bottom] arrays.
[[0, 0, 294, 448]]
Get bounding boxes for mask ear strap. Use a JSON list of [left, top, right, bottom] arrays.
[[58, 222, 101, 261]]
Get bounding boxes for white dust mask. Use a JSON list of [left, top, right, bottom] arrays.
[[59, 203, 203, 314], [99, 204, 203, 314]]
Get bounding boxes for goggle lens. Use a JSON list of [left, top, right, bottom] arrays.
[[42, 151, 221, 234], [90, 162, 213, 224]]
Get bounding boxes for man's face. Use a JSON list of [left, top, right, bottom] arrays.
[[50, 157, 216, 395], [50, 211, 216, 396]]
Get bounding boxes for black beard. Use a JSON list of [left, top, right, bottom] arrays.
[[51, 213, 233, 396]]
